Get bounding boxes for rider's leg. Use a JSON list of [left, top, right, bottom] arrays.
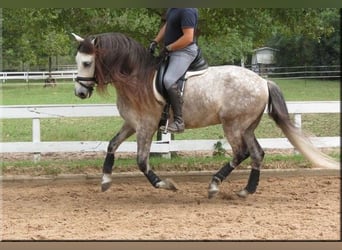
[[164, 83, 184, 133], [162, 44, 198, 133]]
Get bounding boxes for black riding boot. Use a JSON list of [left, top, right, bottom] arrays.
[[161, 84, 185, 133]]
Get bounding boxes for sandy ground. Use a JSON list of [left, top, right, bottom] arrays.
[[1, 172, 340, 241]]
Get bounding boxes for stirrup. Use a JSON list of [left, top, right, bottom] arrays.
[[161, 119, 170, 134]]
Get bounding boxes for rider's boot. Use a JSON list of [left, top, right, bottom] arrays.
[[161, 84, 184, 133]]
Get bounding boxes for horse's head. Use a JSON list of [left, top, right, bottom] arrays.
[[72, 33, 97, 99]]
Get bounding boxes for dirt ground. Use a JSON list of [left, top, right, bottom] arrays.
[[1, 172, 340, 241]]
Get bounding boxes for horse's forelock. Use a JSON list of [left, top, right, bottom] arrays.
[[78, 38, 96, 55]]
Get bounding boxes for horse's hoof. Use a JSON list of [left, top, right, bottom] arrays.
[[101, 182, 112, 192], [156, 178, 178, 191], [208, 182, 219, 199], [101, 173, 112, 192], [208, 189, 219, 199], [236, 189, 249, 198], [164, 178, 179, 191]]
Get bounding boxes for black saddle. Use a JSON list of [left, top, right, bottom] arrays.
[[155, 48, 208, 100]]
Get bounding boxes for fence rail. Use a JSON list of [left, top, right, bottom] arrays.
[[1, 65, 340, 82], [0, 102, 340, 155], [0, 70, 77, 83], [250, 65, 341, 79]]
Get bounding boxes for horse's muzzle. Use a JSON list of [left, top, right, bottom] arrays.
[[75, 88, 93, 99], [75, 76, 96, 99]]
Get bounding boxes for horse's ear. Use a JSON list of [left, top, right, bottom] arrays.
[[71, 33, 84, 43]]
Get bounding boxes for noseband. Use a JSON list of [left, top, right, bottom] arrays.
[[76, 76, 97, 92]]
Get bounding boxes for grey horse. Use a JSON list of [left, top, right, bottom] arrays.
[[72, 32, 338, 199]]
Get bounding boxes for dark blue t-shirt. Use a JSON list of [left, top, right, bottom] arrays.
[[164, 8, 198, 46]]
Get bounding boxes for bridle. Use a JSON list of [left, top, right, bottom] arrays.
[[76, 76, 97, 93]]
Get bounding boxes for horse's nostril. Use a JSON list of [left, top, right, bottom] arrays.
[[78, 92, 87, 99]]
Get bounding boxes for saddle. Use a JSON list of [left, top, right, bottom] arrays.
[[155, 48, 209, 131], [155, 48, 209, 100]]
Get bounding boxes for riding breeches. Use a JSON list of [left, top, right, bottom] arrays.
[[163, 43, 198, 90]]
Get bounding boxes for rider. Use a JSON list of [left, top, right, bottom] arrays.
[[149, 8, 199, 133]]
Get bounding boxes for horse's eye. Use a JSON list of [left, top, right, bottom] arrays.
[[83, 61, 92, 67]]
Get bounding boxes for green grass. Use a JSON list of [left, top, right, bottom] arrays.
[[3, 149, 340, 176], [0, 152, 325, 176], [1, 113, 339, 142], [0, 79, 340, 105], [0, 79, 340, 142], [0, 82, 116, 105], [273, 79, 340, 101]]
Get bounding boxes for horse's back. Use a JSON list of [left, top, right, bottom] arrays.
[[183, 65, 269, 128]]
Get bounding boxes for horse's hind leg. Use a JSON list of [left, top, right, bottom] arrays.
[[101, 122, 135, 192], [208, 129, 250, 199], [237, 134, 264, 198]]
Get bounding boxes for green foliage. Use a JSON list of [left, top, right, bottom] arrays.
[[198, 8, 340, 65], [267, 8, 340, 66], [2, 8, 340, 70], [213, 141, 226, 156]]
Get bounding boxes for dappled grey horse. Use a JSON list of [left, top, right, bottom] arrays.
[[72, 32, 338, 199]]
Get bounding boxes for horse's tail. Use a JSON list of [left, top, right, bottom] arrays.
[[266, 80, 339, 169]]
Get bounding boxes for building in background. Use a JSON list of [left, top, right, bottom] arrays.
[[251, 47, 279, 77]]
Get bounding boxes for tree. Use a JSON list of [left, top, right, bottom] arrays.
[[197, 8, 340, 65], [41, 30, 70, 76], [3, 9, 70, 71], [2, 8, 340, 70], [267, 8, 340, 67]]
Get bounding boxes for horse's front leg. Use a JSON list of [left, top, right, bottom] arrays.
[[101, 122, 135, 192], [136, 130, 178, 191]]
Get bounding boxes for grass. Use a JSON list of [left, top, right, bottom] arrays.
[[273, 79, 340, 101], [0, 79, 340, 142], [0, 81, 116, 105], [0, 79, 340, 105], [3, 149, 340, 176], [1, 152, 329, 176], [1, 110, 339, 142]]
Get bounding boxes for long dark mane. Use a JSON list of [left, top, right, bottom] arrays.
[[80, 33, 158, 111]]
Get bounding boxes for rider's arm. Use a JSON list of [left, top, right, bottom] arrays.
[[153, 23, 166, 44]]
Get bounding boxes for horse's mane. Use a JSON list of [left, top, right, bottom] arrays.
[[81, 33, 158, 111]]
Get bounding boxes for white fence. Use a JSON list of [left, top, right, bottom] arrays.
[[1, 65, 340, 83], [249, 65, 341, 79], [0, 102, 340, 155], [0, 70, 77, 83]]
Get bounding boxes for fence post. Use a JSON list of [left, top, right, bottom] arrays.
[[294, 113, 302, 154], [32, 118, 41, 162], [294, 113, 302, 130], [162, 132, 172, 159], [156, 131, 172, 159]]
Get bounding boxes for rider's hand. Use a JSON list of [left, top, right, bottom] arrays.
[[149, 41, 158, 55]]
